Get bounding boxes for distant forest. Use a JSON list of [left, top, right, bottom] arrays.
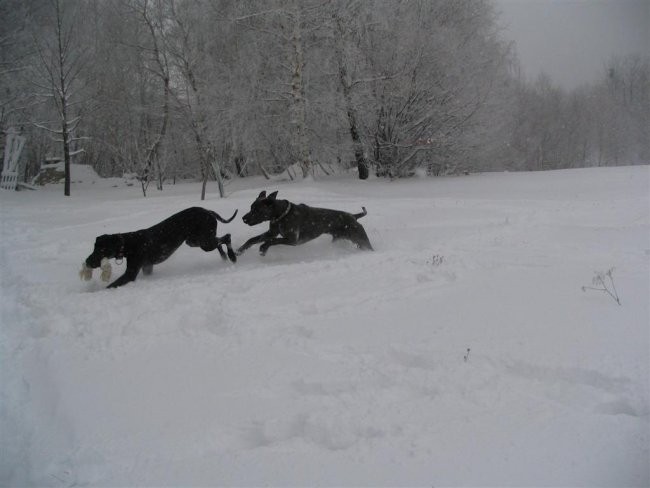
[[1, 0, 648, 195]]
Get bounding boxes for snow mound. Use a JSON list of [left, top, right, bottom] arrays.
[[32, 162, 102, 186]]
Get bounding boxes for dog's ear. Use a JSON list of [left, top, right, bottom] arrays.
[[257, 191, 267, 200], [268, 191, 278, 201]]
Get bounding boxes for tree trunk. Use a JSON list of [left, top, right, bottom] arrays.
[[138, 4, 171, 197], [63, 131, 71, 196], [334, 16, 368, 180], [55, 0, 71, 196], [60, 88, 71, 195], [201, 175, 207, 201], [342, 73, 369, 179], [193, 128, 225, 200], [212, 161, 225, 197], [139, 79, 170, 197], [289, 4, 312, 178]]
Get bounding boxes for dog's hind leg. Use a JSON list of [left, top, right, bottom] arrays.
[[218, 234, 237, 262], [221, 234, 237, 262], [143, 264, 153, 276], [199, 234, 237, 263], [199, 237, 227, 258], [349, 223, 374, 251]]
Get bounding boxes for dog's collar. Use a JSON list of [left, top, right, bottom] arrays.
[[271, 201, 292, 224]]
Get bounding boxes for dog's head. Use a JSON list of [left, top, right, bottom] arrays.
[[85, 234, 123, 268], [242, 190, 279, 226]]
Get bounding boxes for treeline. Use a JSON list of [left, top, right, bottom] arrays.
[[509, 57, 649, 171], [1, 0, 647, 197]]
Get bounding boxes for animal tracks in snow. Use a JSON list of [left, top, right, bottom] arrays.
[[594, 399, 649, 418], [502, 359, 648, 418], [242, 413, 385, 451], [502, 360, 632, 394]]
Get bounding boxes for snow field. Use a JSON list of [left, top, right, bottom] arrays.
[[1, 165, 648, 486]]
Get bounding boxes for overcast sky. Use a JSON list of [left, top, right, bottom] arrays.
[[494, 0, 649, 89]]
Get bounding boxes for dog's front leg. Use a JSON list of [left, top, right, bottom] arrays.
[[237, 230, 276, 255], [107, 260, 141, 289], [259, 236, 298, 256]]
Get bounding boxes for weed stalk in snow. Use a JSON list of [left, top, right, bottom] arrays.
[[464, 348, 471, 362], [582, 268, 621, 305]]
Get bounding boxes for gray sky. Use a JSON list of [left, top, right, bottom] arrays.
[[494, 0, 649, 88]]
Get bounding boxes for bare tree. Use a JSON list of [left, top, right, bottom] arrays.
[[331, 1, 371, 179], [508, 54, 649, 171], [332, 0, 512, 178], [126, 0, 172, 196], [233, 0, 335, 179], [29, 0, 87, 196], [286, 0, 313, 178], [165, 0, 227, 199], [10, 0, 641, 191], [0, 0, 31, 139]]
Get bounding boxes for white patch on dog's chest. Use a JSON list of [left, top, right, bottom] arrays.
[[279, 226, 298, 240]]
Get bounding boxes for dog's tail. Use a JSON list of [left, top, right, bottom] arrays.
[[214, 209, 238, 224], [353, 207, 367, 220]]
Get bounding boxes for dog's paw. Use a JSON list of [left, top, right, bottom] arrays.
[[100, 258, 112, 282], [79, 262, 93, 281]]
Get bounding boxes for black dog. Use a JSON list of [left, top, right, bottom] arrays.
[[85, 207, 238, 288], [237, 191, 373, 256]]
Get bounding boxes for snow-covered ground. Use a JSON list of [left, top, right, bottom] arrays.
[[1, 165, 648, 486]]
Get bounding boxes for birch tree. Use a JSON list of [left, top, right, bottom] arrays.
[[286, 1, 312, 177], [234, 0, 335, 178], [165, 0, 228, 199]]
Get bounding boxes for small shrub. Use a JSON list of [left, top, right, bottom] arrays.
[[582, 268, 621, 305]]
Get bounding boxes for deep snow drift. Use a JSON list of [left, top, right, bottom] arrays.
[[1, 166, 648, 486]]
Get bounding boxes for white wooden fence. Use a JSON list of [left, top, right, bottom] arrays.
[[1, 130, 26, 191]]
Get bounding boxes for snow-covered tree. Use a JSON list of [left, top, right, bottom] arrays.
[[6, 0, 644, 196], [29, 0, 88, 196], [0, 0, 31, 139], [346, 0, 513, 177]]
